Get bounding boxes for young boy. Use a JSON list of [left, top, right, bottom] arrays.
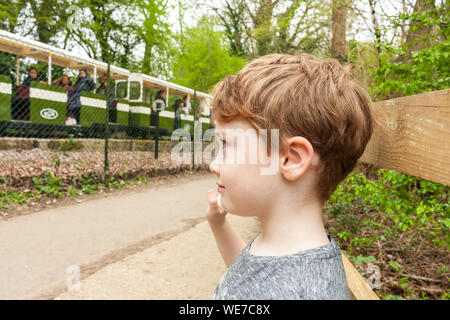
[[206, 53, 374, 300]]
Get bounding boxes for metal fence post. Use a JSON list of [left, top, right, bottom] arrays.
[[155, 109, 159, 159], [192, 89, 197, 170], [104, 61, 111, 175]]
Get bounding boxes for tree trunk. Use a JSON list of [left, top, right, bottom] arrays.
[[368, 0, 381, 60], [29, 0, 56, 43], [251, 0, 276, 56], [331, 0, 347, 62], [142, 42, 152, 75], [404, 0, 436, 57]]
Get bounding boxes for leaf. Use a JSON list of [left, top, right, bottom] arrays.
[[389, 261, 403, 273], [352, 254, 376, 266]]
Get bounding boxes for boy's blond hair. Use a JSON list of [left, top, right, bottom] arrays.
[[211, 53, 375, 203]]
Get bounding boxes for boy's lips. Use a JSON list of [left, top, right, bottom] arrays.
[[216, 182, 225, 193]]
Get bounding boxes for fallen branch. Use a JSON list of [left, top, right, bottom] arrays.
[[418, 287, 444, 295], [400, 274, 443, 283]]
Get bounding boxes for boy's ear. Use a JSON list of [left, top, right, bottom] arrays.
[[279, 137, 315, 181]]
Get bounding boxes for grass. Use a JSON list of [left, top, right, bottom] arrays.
[[0, 172, 155, 213]]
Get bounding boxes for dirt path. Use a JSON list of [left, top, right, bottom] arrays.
[[0, 173, 260, 300]]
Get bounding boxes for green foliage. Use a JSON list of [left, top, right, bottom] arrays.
[[0, 0, 23, 33], [137, 176, 149, 184], [105, 176, 128, 189], [352, 254, 376, 266], [135, 0, 171, 76], [32, 172, 63, 198], [67, 187, 79, 197], [389, 261, 403, 273], [0, 173, 153, 212], [0, 190, 32, 209], [326, 169, 449, 250], [399, 276, 413, 297], [383, 294, 403, 300], [78, 174, 97, 194], [171, 16, 247, 93], [48, 136, 83, 152], [371, 40, 450, 99], [0, 51, 17, 81], [370, 4, 450, 100], [325, 168, 449, 300], [1, 0, 69, 43], [71, 0, 130, 61], [347, 40, 379, 86], [436, 265, 449, 275]]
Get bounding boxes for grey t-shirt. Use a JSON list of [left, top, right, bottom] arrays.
[[212, 234, 350, 300]]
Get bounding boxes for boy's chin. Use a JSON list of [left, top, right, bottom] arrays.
[[222, 197, 259, 218]]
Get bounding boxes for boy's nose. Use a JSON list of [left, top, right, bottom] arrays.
[[209, 157, 219, 176]]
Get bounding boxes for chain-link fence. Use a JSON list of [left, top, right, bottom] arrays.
[[0, 51, 213, 199]]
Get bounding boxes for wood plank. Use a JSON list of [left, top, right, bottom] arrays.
[[341, 252, 380, 300], [360, 89, 450, 186]]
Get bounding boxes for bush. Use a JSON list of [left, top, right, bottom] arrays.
[[324, 168, 449, 299]]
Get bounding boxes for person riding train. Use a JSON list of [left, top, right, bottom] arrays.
[[96, 74, 116, 123], [66, 69, 96, 125], [12, 67, 46, 121]]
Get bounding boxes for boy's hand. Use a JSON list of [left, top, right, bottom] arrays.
[[206, 189, 227, 226]]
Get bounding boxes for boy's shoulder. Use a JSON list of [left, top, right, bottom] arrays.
[[213, 234, 351, 300]]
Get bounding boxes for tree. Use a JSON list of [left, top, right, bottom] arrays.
[[404, 0, 437, 57], [272, 0, 331, 55], [0, 0, 25, 33], [111, 21, 141, 71], [272, 0, 303, 53], [368, 0, 382, 61], [211, 0, 249, 57], [27, 0, 70, 44], [370, 1, 449, 99], [64, 0, 139, 66], [213, 0, 331, 57], [171, 16, 246, 92], [331, 0, 348, 61], [246, 0, 278, 56], [135, 0, 171, 76]]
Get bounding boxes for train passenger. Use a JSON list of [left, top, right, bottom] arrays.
[[183, 95, 191, 115], [151, 89, 166, 126], [52, 75, 73, 92], [66, 69, 95, 125], [172, 99, 184, 131], [96, 74, 116, 122], [22, 67, 45, 85], [12, 67, 45, 120]]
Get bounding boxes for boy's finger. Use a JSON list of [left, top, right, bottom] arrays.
[[207, 189, 227, 216], [207, 189, 218, 207]]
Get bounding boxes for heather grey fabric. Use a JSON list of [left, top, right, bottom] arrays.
[[212, 234, 350, 300]]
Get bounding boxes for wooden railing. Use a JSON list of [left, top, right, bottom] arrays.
[[342, 89, 450, 300]]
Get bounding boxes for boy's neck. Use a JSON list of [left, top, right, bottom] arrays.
[[251, 199, 329, 256]]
